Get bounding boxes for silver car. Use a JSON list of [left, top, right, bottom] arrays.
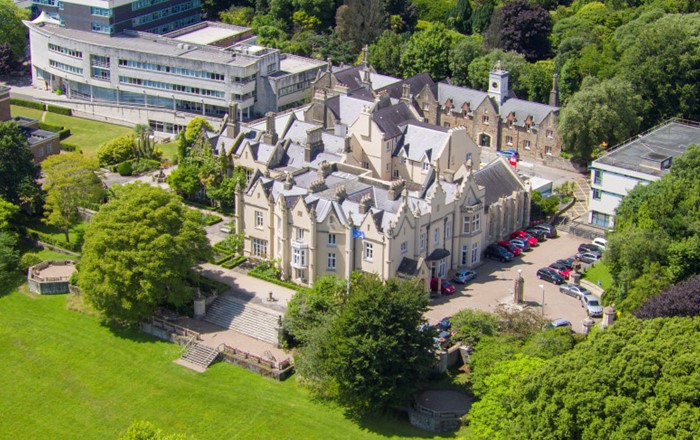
[[581, 294, 603, 317], [559, 283, 591, 300]]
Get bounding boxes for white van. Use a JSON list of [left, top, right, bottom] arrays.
[[592, 237, 607, 251]]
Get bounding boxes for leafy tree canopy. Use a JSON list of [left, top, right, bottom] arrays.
[[401, 23, 457, 80], [97, 135, 136, 166], [0, 0, 30, 60], [635, 274, 700, 319], [485, 0, 552, 62], [368, 30, 408, 78], [283, 275, 346, 345], [295, 274, 434, 416], [0, 122, 41, 207], [78, 183, 210, 323], [42, 153, 105, 241]]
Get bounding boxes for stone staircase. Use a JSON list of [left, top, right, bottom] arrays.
[[204, 295, 281, 345], [180, 342, 220, 369]]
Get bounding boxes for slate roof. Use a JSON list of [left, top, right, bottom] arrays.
[[499, 98, 558, 126], [377, 73, 436, 100], [327, 94, 372, 126], [474, 158, 525, 205], [373, 102, 417, 139], [397, 257, 420, 277], [399, 121, 450, 162], [426, 248, 450, 261], [332, 65, 401, 91], [437, 83, 489, 110]]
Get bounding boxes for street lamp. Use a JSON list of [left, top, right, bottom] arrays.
[[539, 284, 545, 317]]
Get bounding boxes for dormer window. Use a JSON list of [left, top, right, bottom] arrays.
[[422, 161, 430, 172], [482, 115, 490, 125]]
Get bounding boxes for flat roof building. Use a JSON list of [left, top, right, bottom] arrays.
[[588, 119, 700, 228]]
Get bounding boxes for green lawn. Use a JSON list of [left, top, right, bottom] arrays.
[[0, 289, 447, 439], [25, 217, 86, 249], [11, 105, 133, 157], [158, 140, 179, 161], [582, 261, 613, 291]]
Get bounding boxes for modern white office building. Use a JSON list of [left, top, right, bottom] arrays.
[[24, 19, 326, 133], [588, 119, 700, 228]]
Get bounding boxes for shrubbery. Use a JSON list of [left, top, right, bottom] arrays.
[[116, 161, 133, 176], [46, 104, 71, 116], [19, 253, 43, 271], [10, 98, 44, 111], [97, 135, 136, 166]]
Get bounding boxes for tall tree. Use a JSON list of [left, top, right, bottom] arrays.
[[78, 183, 210, 323], [445, 0, 472, 35], [484, 0, 552, 61], [557, 77, 643, 161], [471, 0, 495, 34], [42, 153, 105, 242], [0, 0, 30, 62], [296, 275, 434, 415], [335, 0, 387, 53], [368, 30, 407, 77], [0, 122, 40, 208], [634, 275, 700, 319], [401, 23, 455, 80], [449, 36, 486, 86]]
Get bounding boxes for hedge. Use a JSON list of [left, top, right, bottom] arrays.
[[202, 213, 223, 226], [26, 228, 81, 253], [248, 270, 299, 290], [10, 98, 45, 111], [221, 256, 246, 269], [213, 242, 234, 254], [214, 254, 232, 265], [39, 122, 64, 132], [60, 142, 80, 152], [47, 104, 72, 116], [57, 128, 71, 140]]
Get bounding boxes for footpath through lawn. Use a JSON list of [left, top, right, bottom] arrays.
[[0, 289, 446, 439]]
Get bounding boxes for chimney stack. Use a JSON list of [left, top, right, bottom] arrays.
[[226, 102, 239, 138], [263, 112, 278, 144], [304, 126, 323, 162], [549, 73, 559, 107], [401, 83, 411, 103]]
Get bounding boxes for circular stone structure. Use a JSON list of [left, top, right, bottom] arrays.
[[409, 389, 473, 433], [27, 260, 77, 295]]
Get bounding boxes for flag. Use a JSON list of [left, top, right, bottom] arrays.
[[352, 228, 365, 239]]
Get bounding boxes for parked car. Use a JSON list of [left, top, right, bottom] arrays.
[[582, 295, 604, 317], [536, 267, 565, 285], [511, 230, 539, 246], [496, 149, 519, 161], [510, 238, 531, 252], [453, 270, 477, 284], [578, 243, 603, 256], [497, 240, 522, 257], [431, 278, 457, 295], [549, 262, 572, 279], [544, 318, 572, 330], [559, 283, 591, 300], [525, 227, 548, 241], [556, 258, 575, 270], [531, 224, 558, 238], [485, 244, 514, 262], [592, 237, 607, 251], [576, 252, 600, 264]]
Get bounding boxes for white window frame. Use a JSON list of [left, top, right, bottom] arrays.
[[472, 213, 481, 232], [461, 244, 469, 265], [255, 210, 263, 229], [463, 216, 470, 234], [400, 242, 407, 254], [252, 238, 267, 257], [363, 242, 373, 262], [433, 227, 439, 244], [327, 252, 336, 270], [471, 242, 479, 264], [328, 233, 336, 247], [420, 233, 426, 251], [296, 228, 305, 242], [445, 221, 451, 239]]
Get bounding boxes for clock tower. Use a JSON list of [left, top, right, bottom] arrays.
[[488, 60, 509, 107]]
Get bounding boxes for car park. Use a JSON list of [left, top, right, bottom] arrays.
[[581, 295, 604, 317], [511, 230, 539, 247], [496, 149, 519, 161], [531, 224, 558, 238], [525, 227, 548, 242], [592, 237, 607, 251], [485, 244, 514, 262], [431, 278, 457, 295], [536, 267, 565, 285], [453, 270, 477, 284], [510, 238, 531, 252], [549, 262, 572, 279], [556, 258, 575, 270], [578, 243, 602, 255], [576, 252, 600, 264], [497, 240, 522, 257], [559, 283, 591, 300], [544, 318, 572, 330]]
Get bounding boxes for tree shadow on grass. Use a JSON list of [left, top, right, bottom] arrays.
[[103, 320, 164, 344], [0, 274, 26, 299], [355, 407, 458, 439]]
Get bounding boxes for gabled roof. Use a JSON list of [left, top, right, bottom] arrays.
[[376, 73, 436, 100], [399, 121, 450, 162], [332, 65, 401, 91], [499, 98, 558, 127], [373, 102, 417, 139], [473, 158, 526, 205], [328, 94, 372, 126], [437, 83, 489, 110]]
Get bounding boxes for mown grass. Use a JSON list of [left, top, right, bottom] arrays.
[[0, 289, 449, 440], [582, 261, 613, 291], [11, 105, 133, 157]]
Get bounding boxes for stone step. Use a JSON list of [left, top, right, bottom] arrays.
[[181, 342, 219, 369], [204, 296, 280, 345]]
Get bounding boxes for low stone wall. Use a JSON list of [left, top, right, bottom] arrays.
[[408, 407, 462, 433], [27, 260, 76, 294], [542, 156, 587, 173], [435, 344, 463, 373], [220, 352, 295, 381]]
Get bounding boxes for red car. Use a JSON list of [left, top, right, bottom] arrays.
[[497, 240, 522, 257], [430, 277, 457, 295], [510, 230, 539, 247], [549, 262, 572, 279]]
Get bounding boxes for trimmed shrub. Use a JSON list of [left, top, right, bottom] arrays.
[[129, 158, 160, 175], [26, 229, 81, 253], [39, 122, 64, 132], [201, 213, 223, 226], [221, 256, 246, 269], [117, 161, 133, 176], [97, 135, 135, 166], [60, 142, 80, 152], [20, 253, 43, 271], [57, 128, 71, 140], [47, 104, 72, 116], [10, 98, 45, 111]]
